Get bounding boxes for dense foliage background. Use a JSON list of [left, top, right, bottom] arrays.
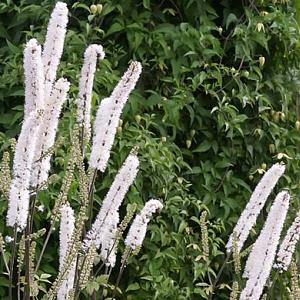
[[1, 0, 300, 298]]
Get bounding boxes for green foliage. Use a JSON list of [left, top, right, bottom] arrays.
[[0, 0, 300, 299]]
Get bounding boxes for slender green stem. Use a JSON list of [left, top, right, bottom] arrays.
[[29, 194, 37, 234], [24, 217, 32, 299], [88, 170, 97, 228], [9, 225, 18, 300], [268, 270, 279, 300], [112, 250, 131, 299], [208, 252, 231, 300], [35, 223, 54, 272], [99, 266, 112, 300], [17, 268, 21, 300]]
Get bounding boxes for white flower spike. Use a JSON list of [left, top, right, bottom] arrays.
[[89, 61, 142, 172], [31, 78, 70, 188], [226, 163, 286, 252], [6, 111, 42, 230], [77, 44, 105, 142], [125, 199, 163, 251], [42, 1, 68, 98], [83, 151, 139, 251], [23, 38, 44, 118], [57, 202, 76, 300], [240, 191, 290, 300], [275, 210, 300, 271]]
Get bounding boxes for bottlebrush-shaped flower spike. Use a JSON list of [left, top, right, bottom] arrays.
[[226, 163, 286, 252], [89, 61, 142, 172], [99, 210, 119, 267], [275, 210, 300, 271], [23, 39, 44, 117], [240, 191, 290, 300], [77, 44, 105, 142], [42, 1, 68, 98], [57, 202, 76, 300], [31, 78, 70, 188], [125, 199, 163, 251], [83, 151, 139, 250], [6, 111, 42, 230]]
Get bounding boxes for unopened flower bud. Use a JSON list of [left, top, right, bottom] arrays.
[[256, 22, 265, 32], [269, 144, 275, 154], [260, 11, 269, 16], [244, 71, 249, 77], [135, 115, 141, 123], [177, 177, 183, 184], [259, 56, 265, 67], [161, 136, 166, 143], [190, 129, 196, 138], [117, 126, 122, 134], [90, 4, 97, 14], [296, 121, 300, 131], [186, 140, 191, 149], [97, 4, 103, 14]]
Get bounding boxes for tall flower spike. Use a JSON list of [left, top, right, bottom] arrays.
[[275, 210, 300, 271], [31, 78, 70, 188], [23, 39, 44, 118], [125, 199, 163, 252], [77, 44, 105, 143], [89, 61, 142, 172], [42, 1, 68, 98], [57, 202, 76, 300], [226, 163, 285, 252], [6, 111, 42, 230], [83, 151, 139, 250], [99, 210, 119, 267], [240, 191, 290, 300]]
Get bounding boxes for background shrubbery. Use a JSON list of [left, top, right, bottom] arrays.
[[1, 0, 300, 298]]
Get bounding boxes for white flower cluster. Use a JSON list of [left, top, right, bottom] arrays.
[[125, 199, 163, 251], [57, 202, 76, 300], [99, 210, 119, 267], [6, 111, 41, 229], [83, 152, 139, 262], [42, 1, 68, 98], [89, 61, 142, 172], [240, 191, 290, 300], [77, 44, 105, 142], [6, 2, 70, 229], [23, 39, 44, 117], [31, 78, 70, 188], [275, 210, 300, 271], [226, 163, 285, 252]]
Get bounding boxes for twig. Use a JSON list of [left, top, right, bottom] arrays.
[[9, 225, 18, 300], [112, 250, 131, 299], [208, 252, 231, 300], [35, 223, 54, 272]]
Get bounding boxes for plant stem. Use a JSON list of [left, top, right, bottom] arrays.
[[35, 223, 54, 272], [9, 225, 18, 300], [208, 252, 231, 300], [268, 270, 279, 300], [112, 250, 131, 299], [24, 218, 32, 299], [17, 268, 21, 300], [88, 170, 97, 228]]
